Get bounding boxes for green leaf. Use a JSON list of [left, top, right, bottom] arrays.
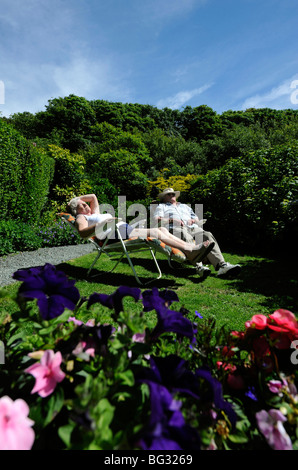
[[228, 430, 249, 444], [116, 369, 135, 387], [43, 386, 65, 427], [58, 421, 76, 448], [92, 398, 115, 445]]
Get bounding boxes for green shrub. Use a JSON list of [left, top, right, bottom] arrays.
[[0, 220, 42, 255], [189, 144, 298, 250], [0, 217, 84, 255], [47, 145, 87, 198], [0, 121, 54, 224], [36, 218, 83, 248]]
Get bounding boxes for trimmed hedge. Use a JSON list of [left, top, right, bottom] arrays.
[[0, 120, 54, 223]]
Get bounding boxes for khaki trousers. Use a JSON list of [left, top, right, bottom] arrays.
[[170, 225, 225, 269]]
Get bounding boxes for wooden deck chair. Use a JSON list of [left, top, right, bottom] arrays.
[[57, 213, 187, 286]]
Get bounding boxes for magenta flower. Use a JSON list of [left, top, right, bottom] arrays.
[[268, 379, 286, 396], [0, 396, 35, 450], [25, 350, 65, 397], [256, 409, 293, 450], [245, 314, 268, 330]]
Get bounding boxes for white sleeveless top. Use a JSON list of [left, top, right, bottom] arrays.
[[82, 213, 112, 226], [78, 213, 126, 239]]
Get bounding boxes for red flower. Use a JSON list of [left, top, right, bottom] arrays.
[[268, 309, 298, 349], [245, 314, 268, 330], [221, 345, 235, 359], [268, 309, 298, 335], [230, 330, 244, 339]]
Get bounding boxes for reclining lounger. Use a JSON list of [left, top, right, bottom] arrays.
[[58, 213, 187, 286]]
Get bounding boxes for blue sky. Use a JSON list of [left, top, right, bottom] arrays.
[[0, 0, 298, 117]]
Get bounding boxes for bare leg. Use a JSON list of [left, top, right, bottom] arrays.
[[159, 227, 204, 251], [130, 227, 211, 264], [130, 227, 193, 251]]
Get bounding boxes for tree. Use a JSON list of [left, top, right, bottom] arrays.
[[140, 128, 203, 176], [84, 122, 152, 201], [39, 95, 97, 151], [180, 105, 221, 142]]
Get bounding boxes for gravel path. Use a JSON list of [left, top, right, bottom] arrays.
[[0, 244, 95, 287]]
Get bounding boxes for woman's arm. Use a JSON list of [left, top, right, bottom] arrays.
[[75, 213, 117, 239], [75, 215, 96, 239], [78, 194, 100, 214]]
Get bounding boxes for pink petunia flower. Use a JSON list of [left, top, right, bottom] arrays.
[[0, 396, 35, 450], [267, 309, 298, 348], [68, 316, 95, 327], [256, 409, 292, 450], [25, 350, 65, 397], [72, 341, 95, 360], [268, 379, 286, 396], [128, 333, 150, 359]]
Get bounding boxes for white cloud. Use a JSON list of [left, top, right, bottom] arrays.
[[156, 83, 212, 109], [241, 76, 298, 110], [0, 55, 132, 117], [52, 56, 132, 102]]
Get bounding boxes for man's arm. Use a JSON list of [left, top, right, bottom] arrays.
[[184, 205, 199, 226], [153, 204, 184, 226]]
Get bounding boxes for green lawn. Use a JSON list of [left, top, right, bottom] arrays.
[[2, 247, 295, 334]]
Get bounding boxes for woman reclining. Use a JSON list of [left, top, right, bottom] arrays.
[[67, 194, 214, 265]]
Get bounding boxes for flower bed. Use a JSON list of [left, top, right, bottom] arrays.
[[0, 263, 297, 450]]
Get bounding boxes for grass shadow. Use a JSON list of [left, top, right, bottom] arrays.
[[224, 255, 298, 312], [57, 259, 182, 289]]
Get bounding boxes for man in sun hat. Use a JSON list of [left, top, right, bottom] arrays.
[[152, 188, 241, 279]]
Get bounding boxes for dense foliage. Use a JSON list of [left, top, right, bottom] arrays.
[[1, 95, 298, 254], [189, 144, 298, 249], [0, 264, 297, 450], [0, 120, 54, 224]]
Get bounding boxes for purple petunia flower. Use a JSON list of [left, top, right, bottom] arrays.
[[195, 310, 203, 319], [196, 367, 237, 427], [149, 303, 195, 341], [138, 355, 201, 399], [87, 286, 141, 316], [142, 288, 179, 312], [138, 381, 200, 451], [141, 288, 194, 342], [13, 264, 80, 320]]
